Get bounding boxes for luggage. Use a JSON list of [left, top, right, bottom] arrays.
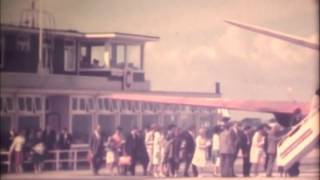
[[287, 162, 300, 177], [118, 155, 131, 165]]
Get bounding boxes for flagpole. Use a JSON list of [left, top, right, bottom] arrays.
[[38, 0, 43, 74]]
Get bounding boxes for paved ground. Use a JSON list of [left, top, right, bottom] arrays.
[[1, 149, 319, 180], [1, 171, 319, 180]]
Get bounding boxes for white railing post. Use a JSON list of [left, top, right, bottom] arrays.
[[73, 150, 77, 170], [56, 150, 60, 171]]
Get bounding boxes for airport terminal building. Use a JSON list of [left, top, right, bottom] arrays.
[[0, 23, 222, 146]]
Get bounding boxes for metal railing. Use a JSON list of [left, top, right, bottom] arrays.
[[0, 149, 91, 173]]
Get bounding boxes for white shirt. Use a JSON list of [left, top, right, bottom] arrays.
[[212, 134, 220, 151]]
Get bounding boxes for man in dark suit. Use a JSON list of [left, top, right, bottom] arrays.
[[124, 126, 139, 175], [89, 125, 104, 175], [43, 127, 57, 151], [219, 123, 236, 177], [135, 129, 149, 176], [242, 126, 253, 177], [57, 128, 72, 169], [230, 122, 241, 176], [181, 126, 196, 177]]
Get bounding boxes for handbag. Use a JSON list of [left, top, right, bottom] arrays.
[[33, 143, 45, 155], [118, 155, 131, 165], [87, 151, 93, 163]]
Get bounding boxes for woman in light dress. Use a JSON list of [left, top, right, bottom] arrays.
[[211, 126, 222, 176], [152, 126, 166, 177], [145, 124, 155, 174], [9, 131, 26, 173], [250, 126, 266, 176], [192, 128, 209, 177]]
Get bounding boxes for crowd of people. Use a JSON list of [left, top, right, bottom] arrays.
[[4, 118, 298, 177], [4, 127, 72, 173], [88, 119, 293, 178]]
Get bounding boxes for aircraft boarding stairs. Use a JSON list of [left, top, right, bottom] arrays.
[[276, 108, 319, 171]]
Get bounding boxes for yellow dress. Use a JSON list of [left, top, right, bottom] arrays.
[[192, 136, 207, 167]]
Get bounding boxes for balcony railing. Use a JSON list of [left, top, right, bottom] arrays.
[[0, 149, 91, 173]]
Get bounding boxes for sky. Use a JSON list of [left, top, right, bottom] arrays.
[[1, 0, 319, 120]]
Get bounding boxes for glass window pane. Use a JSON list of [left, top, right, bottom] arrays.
[[91, 46, 105, 67], [142, 115, 159, 129], [116, 45, 125, 66], [0, 116, 11, 150], [64, 44, 76, 71], [79, 98, 86, 111], [0, 35, 5, 68], [72, 98, 77, 111], [112, 100, 117, 111], [104, 99, 108, 110], [80, 45, 90, 68], [98, 99, 103, 110], [16, 35, 31, 52], [163, 115, 178, 129], [119, 115, 137, 135], [127, 45, 140, 69], [0, 97, 2, 112], [45, 98, 50, 111], [98, 115, 116, 137], [26, 97, 32, 111], [72, 115, 92, 144], [18, 97, 25, 111], [88, 98, 94, 110], [6, 97, 13, 111], [18, 116, 40, 132]]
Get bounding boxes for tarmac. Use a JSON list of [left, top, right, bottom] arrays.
[[1, 149, 319, 180], [1, 170, 319, 180]]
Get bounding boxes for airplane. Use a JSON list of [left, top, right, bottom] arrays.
[[105, 20, 319, 172]]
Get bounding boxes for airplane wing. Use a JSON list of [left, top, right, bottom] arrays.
[[224, 19, 319, 50], [107, 92, 309, 115]]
